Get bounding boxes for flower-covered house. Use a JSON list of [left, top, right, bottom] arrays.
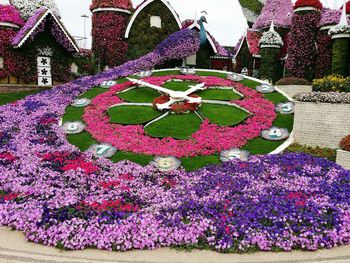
[[0, 3, 79, 87], [91, 0, 230, 69], [234, 0, 350, 81]]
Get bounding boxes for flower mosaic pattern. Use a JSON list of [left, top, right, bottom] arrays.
[[83, 75, 278, 157]]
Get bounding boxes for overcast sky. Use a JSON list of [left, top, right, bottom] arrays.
[[1, 0, 345, 48]]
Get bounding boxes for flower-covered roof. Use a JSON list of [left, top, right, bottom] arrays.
[[0, 4, 24, 26], [12, 7, 79, 52], [319, 8, 340, 27], [90, 0, 133, 11], [253, 0, 293, 29], [259, 22, 284, 47], [294, 0, 323, 10], [246, 29, 262, 56]]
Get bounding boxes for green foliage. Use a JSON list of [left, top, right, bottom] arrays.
[[238, 0, 264, 15], [198, 103, 249, 126], [286, 143, 336, 161], [197, 89, 241, 101], [263, 92, 288, 104], [332, 38, 350, 76], [312, 74, 350, 92], [127, 0, 180, 60], [108, 106, 161, 124], [0, 90, 40, 105], [117, 87, 160, 103], [260, 47, 280, 83], [144, 113, 202, 140]]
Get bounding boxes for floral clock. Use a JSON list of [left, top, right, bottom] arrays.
[[82, 74, 278, 159]]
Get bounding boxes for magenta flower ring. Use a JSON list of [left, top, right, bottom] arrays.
[[83, 75, 277, 158]]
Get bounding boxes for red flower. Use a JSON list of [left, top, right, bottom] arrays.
[[294, 0, 323, 10], [0, 152, 16, 162]]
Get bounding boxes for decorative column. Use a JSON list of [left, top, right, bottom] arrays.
[[329, 3, 350, 76], [315, 8, 339, 78], [90, 0, 132, 69], [259, 22, 283, 83], [286, 0, 322, 80]]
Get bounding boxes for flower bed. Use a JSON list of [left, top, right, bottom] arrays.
[[0, 150, 350, 252], [312, 75, 350, 92], [1, 28, 348, 253], [83, 75, 276, 158]]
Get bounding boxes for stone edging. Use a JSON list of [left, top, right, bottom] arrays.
[[1, 227, 350, 263]]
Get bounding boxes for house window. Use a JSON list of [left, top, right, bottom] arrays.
[[0, 57, 3, 69], [150, 16, 161, 28]]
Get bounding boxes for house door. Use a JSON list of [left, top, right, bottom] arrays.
[[37, 56, 52, 86]]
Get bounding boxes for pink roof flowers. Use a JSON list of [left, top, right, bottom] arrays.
[[0, 4, 24, 26], [253, 0, 293, 29]]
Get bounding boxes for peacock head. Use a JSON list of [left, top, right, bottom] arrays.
[[199, 11, 208, 24]]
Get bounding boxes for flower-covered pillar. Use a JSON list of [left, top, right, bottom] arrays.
[[286, 0, 322, 80], [315, 9, 341, 78], [259, 22, 283, 83], [90, 0, 133, 69], [329, 3, 350, 76]]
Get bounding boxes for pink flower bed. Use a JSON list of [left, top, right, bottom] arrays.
[[83, 75, 277, 158]]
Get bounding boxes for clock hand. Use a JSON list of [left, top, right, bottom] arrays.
[[184, 83, 206, 96], [127, 78, 176, 96]]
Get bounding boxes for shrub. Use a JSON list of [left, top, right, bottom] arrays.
[[312, 74, 350, 92], [340, 135, 350, 151], [331, 39, 350, 76], [276, 77, 310, 85], [286, 143, 336, 161]]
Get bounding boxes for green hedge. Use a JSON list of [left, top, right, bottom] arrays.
[[332, 38, 350, 76], [260, 47, 280, 83]]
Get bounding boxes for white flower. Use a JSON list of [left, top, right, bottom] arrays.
[[71, 98, 91, 108], [61, 121, 86, 134], [10, 0, 61, 20], [259, 30, 284, 47], [328, 25, 350, 36], [220, 148, 250, 162], [150, 156, 182, 171]]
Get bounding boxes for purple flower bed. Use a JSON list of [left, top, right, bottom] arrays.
[[0, 28, 350, 253]]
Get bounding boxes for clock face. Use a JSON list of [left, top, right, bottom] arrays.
[[63, 69, 293, 170]]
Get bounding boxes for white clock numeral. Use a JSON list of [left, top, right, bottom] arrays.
[[67, 123, 78, 131], [97, 145, 110, 155]]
